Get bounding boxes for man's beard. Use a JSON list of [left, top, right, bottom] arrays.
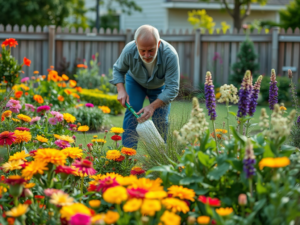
[[137, 44, 158, 64]]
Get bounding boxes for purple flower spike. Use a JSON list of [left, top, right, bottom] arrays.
[[297, 116, 300, 125], [243, 139, 256, 179], [248, 75, 263, 116], [237, 71, 252, 118], [204, 72, 217, 120], [269, 69, 278, 110]]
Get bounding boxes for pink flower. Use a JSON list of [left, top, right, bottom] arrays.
[[127, 188, 148, 199], [6, 99, 22, 113], [70, 213, 91, 225], [48, 118, 58, 125], [55, 165, 76, 175], [30, 116, 41, 125], [21, 77, 30, 83], [25, 104, 35, 112], [96, 177, 119, 193], [0, 131, 16, 146], [55, 113, 64, 122], [50, 111, 58, 116], [15, 127, 30, 131], [37, 105, 51, 113], [72, 159, 96, 176], [85, 103, 94, 108], [92, 55, 95, 60], [44, 188, 64, 197], [55, 140, 71, 149]]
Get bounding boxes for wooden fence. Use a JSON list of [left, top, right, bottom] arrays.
[[1, 24, 300, 87]]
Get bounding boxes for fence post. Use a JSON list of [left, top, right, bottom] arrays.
[[193, 29, 201, 89], [48, 25, 55, 67], [125, 29, 132, 44], [271, 27, 279, 71]]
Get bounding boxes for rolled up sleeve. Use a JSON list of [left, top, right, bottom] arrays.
[[109, 50, 129, 85], [157, 54, 180, 104]]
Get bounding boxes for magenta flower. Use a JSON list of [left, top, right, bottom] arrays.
[[54, 140, 71, 149], [21, 77, 30, 83], [25, 103, 35, 112], [15, 127, 30, 131], [48, 118, 58, 125], [37, 105, 51, 113], [85, 103, 94, 108], [72, 159, 96, 176], [69, 124, 77, 131], [30, 116, 41, 125], [6, 99, 22, 113], [127, 187, 148, 199], [70, 213, 91, 225], [96, 177, 119, 193]]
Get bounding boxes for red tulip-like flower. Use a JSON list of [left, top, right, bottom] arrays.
[[111, 135, 122, 141], [23, 57, 31, 67], [0, 131, 16, 146], [198, 195, 221, 207]]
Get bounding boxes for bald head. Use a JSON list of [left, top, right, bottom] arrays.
[[134, 25, 160, 44]]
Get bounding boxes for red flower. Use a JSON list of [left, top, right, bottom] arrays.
[[96, 177, 119, 193], [55, 165, 76, 175], [111, 135, 122, 141], [85, 155, 94, 162], [88, 184, 97, 192], [130, 167, 145, 175], [34, 195, 45, 199], [15, 127, 30, 131], [24, 199, 32, 205], [2, 38, 18, 48], [72, 159, 96, 176], [5, 176, 25, 185], [29, 150, 37, 156], [0, 131, 16, 146], [198, 195, 221, 207], [20, 162, 29, 169], [23, 57, 31, 67], [127, 188, 148, 199], [1, 116, 4, 122], [115, 155, 125, 162]]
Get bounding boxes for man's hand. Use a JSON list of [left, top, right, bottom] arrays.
[[137, 99, 165, 123], [116, 83, 129, 107]]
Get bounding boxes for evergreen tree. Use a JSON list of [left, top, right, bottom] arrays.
[[230, 38, 259, 87]]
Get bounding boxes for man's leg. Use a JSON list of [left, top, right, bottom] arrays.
[[147, 86, 171, 141], [122, 74, 146, 149]]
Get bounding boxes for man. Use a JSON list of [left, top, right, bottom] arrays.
[[109, 24, 180, 149]]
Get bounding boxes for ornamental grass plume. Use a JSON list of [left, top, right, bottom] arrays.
[[173, 97, 209, 144], [248, 75, 263, 116], [243, 139, 256, 179], [269, 69, 278, 110], [204, 72, 217, 120], [259, 108, 269, 130]]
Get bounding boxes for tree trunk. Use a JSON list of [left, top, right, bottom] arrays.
[[233, 0, 243, 30]]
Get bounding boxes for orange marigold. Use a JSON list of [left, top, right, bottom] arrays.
[[33, 95, 44, 104], [77, 64, 88, 69], [121, 147, 136, 156], [58, 96, 64, 102], [72, 93, 80, 99], [15, 91, 23, 98], [69, 80, 77, 88], [62, 74, 69, 81], [75, 87, 82, 92], [14, 130, 32, 144], [64, 90, 72, 95]]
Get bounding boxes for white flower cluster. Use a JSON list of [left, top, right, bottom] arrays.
[[259, 108, 269, 129], [261, 104, 297, 140], [218, 84, 239, 104], [174, 97, 209, 144]]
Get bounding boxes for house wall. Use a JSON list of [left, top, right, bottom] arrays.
[[168, 8, 278, 32]]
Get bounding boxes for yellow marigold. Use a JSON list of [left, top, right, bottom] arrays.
[[2, 159, 23, 172], [280, 106, 287, 111], [12, 118, 20, 123], [121, 147, 136, 156], [216, 207, 234, 216], [24, 183, 36, 189], [161, 198, 189, 213], [2, 110, 12, 117], [60, 203, 91, 221], [61, 147, 83, 159], [110, 127, 124, 135], [14, 130, 32, 143], [145, 191, 168, 199], [36, 135, 48, 143], [104, 211, 119, 225], [89, 200, 101, 208], [0, 186, 7, 196], [50, 192, 74, 206], [99, 106, 111, 114], [197, 216, 211, 224], [129, 178, 164, 192], [34, 148, 67, 165], [58, 135, 75, 143], [53, 134, 61, 139], [22, 160, 49, 179], [6, 204, 28, 217], [103, 186, 128, 204], [62, 74, 69, 81], [167, 185, 195, 202], [106, 150, 121, 161], [160, 211, 181, 225], [78, 125, 89, 132], [93, 135, 98, 138], [63, 113, 76, 123], [141, 199, 161, 216], [9, 150, 30, 161], [17, 114, 31, 122], [259, 157, 290, 170], [91, 139, 107, 144], [69, 80, 77, 88], [117, 175, 138, 186], [123, 198, 142, 212]]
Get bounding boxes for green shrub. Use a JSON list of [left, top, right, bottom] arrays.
[[65, 105, 109, 131], [260, 75, 291, 104], [79, 89, 123, 115]]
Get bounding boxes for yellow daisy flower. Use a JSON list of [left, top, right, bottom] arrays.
[[6, 204, 28, 217], [36, 135, 48, 143], [9, 151, 30, 162]]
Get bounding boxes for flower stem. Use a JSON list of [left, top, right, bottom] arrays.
[[245, 119, 250, 137], [6, 145, 10, 158], [226, 101, 230, 140], [212, 120, 219, 155], [249, 178, 253, 197], [19, 142, 23, 152], [84, 133, 87, 146], [14, 196, 19, 206], [80, 177, 84, 195], [239, 118, 244, 135]]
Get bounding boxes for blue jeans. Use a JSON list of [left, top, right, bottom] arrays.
[[122, 74, 171, 149]]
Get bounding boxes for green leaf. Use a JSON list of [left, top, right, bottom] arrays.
[[207, 163, 230, 180], [229, 111, 237, 117], [228, 159, 243, 171], [198, 151, 215, 168], [230, 126, 247, 145], [256, 176, 267, 194], [147, 165, 175, 175], [200, 130, 210, 152], [263, 144, 275, 158], [279, 145, 297, 157], [179, 176, 203, 185]]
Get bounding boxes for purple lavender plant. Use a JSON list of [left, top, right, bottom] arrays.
[[243, 139, 256, 178], [248, 75, 263, 116], [204, 72, 217, 120], [269, 69, 278, 110], [237, 71, 252, 118]]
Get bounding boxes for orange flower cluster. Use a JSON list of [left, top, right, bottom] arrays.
[[77, 64, 88, 69], [33, 95, 44, 104], [48, 70, 61, 82], [2, 38, 18, 48], [23, 57, 31, 67], [15, 91, 23, 99]]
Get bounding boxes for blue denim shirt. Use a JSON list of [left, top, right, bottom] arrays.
[[109, 39, 180, 104]]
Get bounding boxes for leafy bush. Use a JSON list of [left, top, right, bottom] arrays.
[[79, 89, 123, 115], [65, 105, 109, 131]]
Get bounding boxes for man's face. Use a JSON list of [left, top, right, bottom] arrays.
[[136, 36, 161, 63]]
